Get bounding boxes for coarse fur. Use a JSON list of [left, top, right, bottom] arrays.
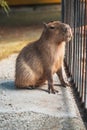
[[15, 21, 72, 94]]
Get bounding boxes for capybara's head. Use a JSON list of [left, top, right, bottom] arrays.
[[43, 21, 72, 43]]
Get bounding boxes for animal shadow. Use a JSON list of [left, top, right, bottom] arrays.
[[0, 80, 62, 92], [0, 80, 15, 90]]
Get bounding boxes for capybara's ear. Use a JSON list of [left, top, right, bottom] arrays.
[[43, 22, 48, 28]]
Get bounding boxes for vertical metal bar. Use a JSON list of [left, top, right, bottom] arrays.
[[79, 0, 83, 98], [72, 0, 76, 81], [68, 1, 71, 73], [75, 0, 78, 89], [81, 0, 85, 103], [62, 0, 64, 22], [84, 0, 87, 109], [76, 0, 79, 91], [85, 0, 87, 110], [77, 0, 81, 94], [85, 33, 87, 109]]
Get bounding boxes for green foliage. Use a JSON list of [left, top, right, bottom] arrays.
[[0, 0, 10, 15]]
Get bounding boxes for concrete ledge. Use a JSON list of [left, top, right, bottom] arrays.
[[0, 54, 86, 130], [0, 111, 86, 130]]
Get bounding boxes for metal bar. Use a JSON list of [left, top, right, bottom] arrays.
[[77, 0, 81, 94], [79, 0, 83, 99], [84, 0, 87, 109], [85, 33, 87, 109], [62, 0, 87, 111], [81, 0, 85, 103], [61, 0, 65, 22]]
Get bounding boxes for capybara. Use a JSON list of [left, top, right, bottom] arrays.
[[15, 21, 72, 94]]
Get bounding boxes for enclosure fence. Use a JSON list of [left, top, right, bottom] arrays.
[[62, 0, 87, 112]]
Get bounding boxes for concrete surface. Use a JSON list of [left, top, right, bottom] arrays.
[[0, 54, 86, 130]]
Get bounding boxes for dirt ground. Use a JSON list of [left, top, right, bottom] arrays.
[[0, 25, 42, 44], [0, 5, 61, 60], [0, 25, 43, 60]]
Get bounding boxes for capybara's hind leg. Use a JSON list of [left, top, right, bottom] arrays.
[[47, 71, 58, 94]]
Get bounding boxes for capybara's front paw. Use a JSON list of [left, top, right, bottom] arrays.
[[48, 88, 58, 94]]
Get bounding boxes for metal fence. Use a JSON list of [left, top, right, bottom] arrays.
[[62, 0, 87, 112]]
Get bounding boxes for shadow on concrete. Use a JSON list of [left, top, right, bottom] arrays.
[[0, 80, 63, 92], [0, 80, 15, 90]]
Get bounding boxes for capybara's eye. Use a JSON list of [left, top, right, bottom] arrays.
[[49, 26, 55, 29]]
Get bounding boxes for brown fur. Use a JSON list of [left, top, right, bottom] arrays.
[[15, 21, 72, 93]]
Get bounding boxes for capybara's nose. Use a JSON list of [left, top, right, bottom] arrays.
[[64, 24, 71, 32]]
